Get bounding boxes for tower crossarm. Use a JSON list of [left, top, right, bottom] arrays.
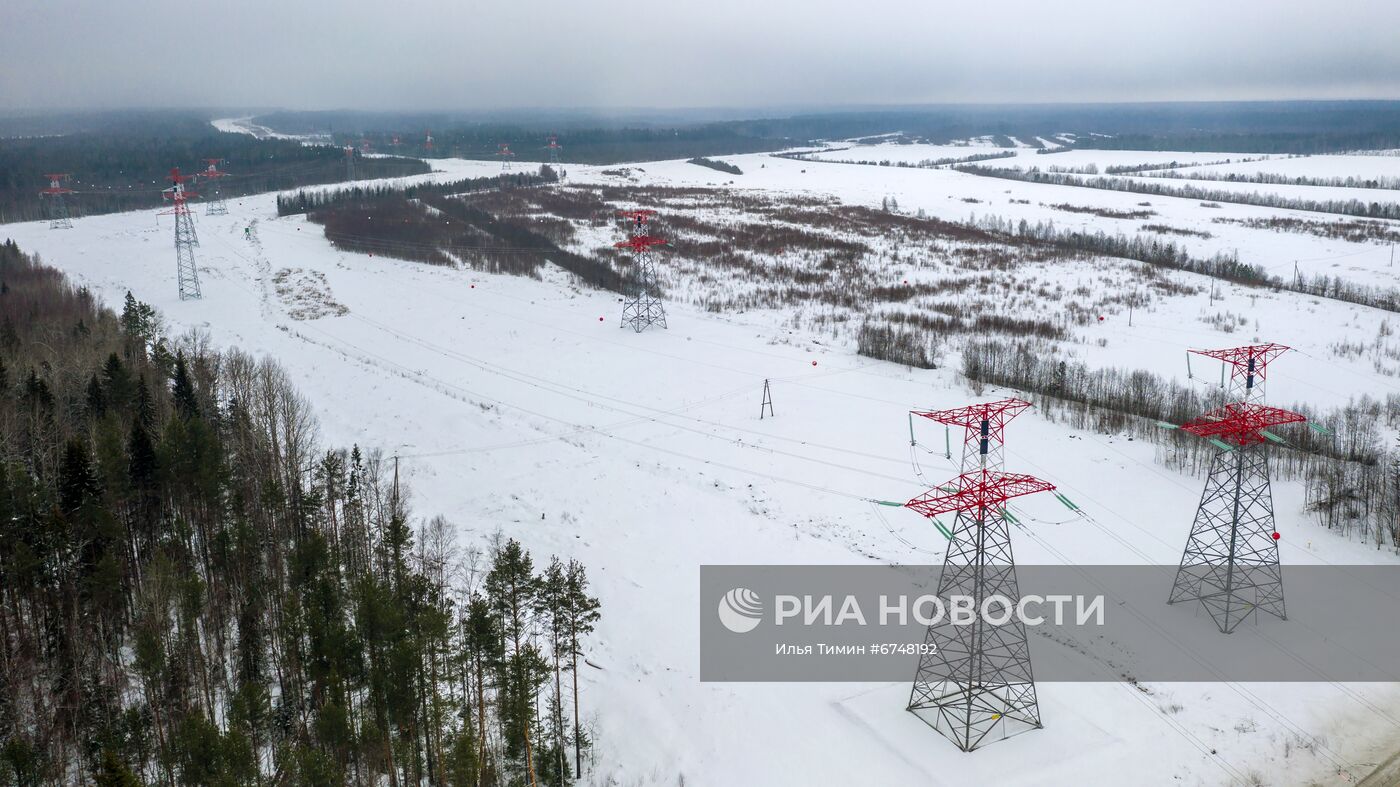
[[1181, 402, 1306, 446], [40, 173, 73, 195], [614, 235, 667, 253], [911, 398, 1031, 431], [905, 470, 1056, 519], [1191, 343, 1290, 400], [1190, 343, 1291, 372], [911, 398, 1033, 469]]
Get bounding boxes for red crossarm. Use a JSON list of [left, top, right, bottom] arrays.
[[905, 470, 1056, 519], [614, 235, 667, 253], [1181, 402, 1306, 447], [1191, 343, 1290, 384]]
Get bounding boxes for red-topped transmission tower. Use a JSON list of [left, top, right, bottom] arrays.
[[359, 138, 372, 155], [616, 209, 668, 332], [497, 142, 515, 171], [160, 168, 202, 300], [903, 398, 1057, 751], [343, 145, 356, 181], [546, 134, 565, 178], [200, 158, 229, 216], [424, 130, 434, 154], [1168, 344, 1305, 633], [39, 174, 74, 229], [1193, 342, 1291, 404], [391, 134, 402, 148]]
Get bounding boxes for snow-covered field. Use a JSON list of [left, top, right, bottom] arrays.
[[7, 134, 1400, 784], [1164, 154, 1400, 183], [801, 141, 1012, 164]]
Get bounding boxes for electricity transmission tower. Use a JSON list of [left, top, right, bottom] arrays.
[[39, 174, 74, 229], [903, 398, 1056, 752], [161, 168, 202, 301], [1168, 344, 1306, 633], [497, 143, 515, 171], [343, 145, 356, 181], [616, 209, 667, 333], [200, 158, 229, 216], [546, 135, 565, 178], [424, 130, 434, 154]]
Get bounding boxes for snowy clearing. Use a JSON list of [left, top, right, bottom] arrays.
[[7, 140, 1400, 785]]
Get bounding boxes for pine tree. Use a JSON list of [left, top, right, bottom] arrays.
[[93, 749, 142, 787], [486, 539, 544, 782], [170, 353, 199, 420], [563, 559, 600, 777]]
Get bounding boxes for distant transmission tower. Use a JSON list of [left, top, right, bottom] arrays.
[[39, 173, 74, 229], [546, 135, 565, 178], [497, 143, 515, 171], [160, 168, 202, 300], [360, 138, 372, 155], [200, 158, 229, 216], [343, 145, 356, 181], [903, 399, 1056, 751], [616, 209, 668, 333], [424, 130, 434, 155], [1168, 344, 1306, 633]]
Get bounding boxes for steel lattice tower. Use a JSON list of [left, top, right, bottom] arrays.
[[424, 130, 434, 155], [616, 209, 668, 333], [497, 143, 515, 171], [161, 168, 202, 300], [40, 174, 74, 229], [200, 158, 229, 216], [1168, 345, 1305, 633], [903, 399, 1056, 751], [343, 145, 356, 181], [546, 135, 565, 178]]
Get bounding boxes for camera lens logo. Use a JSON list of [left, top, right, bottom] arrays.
[[717, 588, 763, 633]]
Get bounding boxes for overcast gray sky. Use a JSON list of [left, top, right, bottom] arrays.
[[4, 0, 1399, 111]]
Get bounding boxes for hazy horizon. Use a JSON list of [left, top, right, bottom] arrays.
[[5, 0, 1399, 112]]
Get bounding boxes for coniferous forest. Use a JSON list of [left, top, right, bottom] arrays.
[[0, 113, 429, 224], [0, 240, 602, 786]]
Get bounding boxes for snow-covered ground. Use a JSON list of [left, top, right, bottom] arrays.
[[211, 115, 333, 143], [801, 141, 1011, 164], [7, 135, 1400, 784], [628, 148, 1400, 292], [1165, 154, 1400, 183]]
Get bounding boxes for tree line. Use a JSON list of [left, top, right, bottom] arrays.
[[293, 181, 628, 295], [956, 164, 1400, 221], [686, 158, 743, 176], [0, 114, 427, 224], [0, 240, 604, 786], [242, 112, 790, 165], [776, 150, 1015, 169], [968, 212, 1400, 313], [1142, 169, 1400, 191], [276, 169, 558, 218]]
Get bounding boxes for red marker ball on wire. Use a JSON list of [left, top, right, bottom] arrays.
[[1272, 532, 1281, 540]]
